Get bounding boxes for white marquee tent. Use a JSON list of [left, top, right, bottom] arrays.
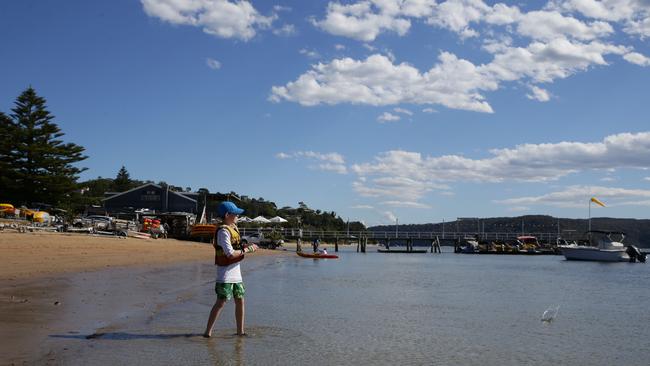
[[251, 216, 271, 224], [269, 216, 288, 223]]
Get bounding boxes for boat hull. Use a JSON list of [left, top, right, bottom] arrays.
[[560, 246, 629, 262], [297, 252, 339, 259]]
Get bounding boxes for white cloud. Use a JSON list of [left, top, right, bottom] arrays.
[[276, 151, 347, 174], [363, 43, 377, 51], [548, 0, 637, 22], [548, 0, 650, 38], [515, 10, 613, 41], [393, 107, 413, 115], [299, 48, 320, 59], [422, 107, 437, 113], [484, 38, 629, 84], [273, 5, 291, 12], [273, 24, 296, 36], [353, 175, 449, 201], [273, 29, 632, 112], [600, 176, 616, 182], [141, 0, 275, 41], [644, 177, 650, 182], [380, 200, 431, 208], [318, 163, 348, 174], [334, 44, 346, 50], [382, 210, 398, 223], [350, 204, 374, 209], [426, 0, 490, 39], [349, 132, 650, 201], [507, 206, 530, 212], [295, 1, 648, 112], [623, 52, 650, 66], [496, 185, 650, 208], [206, 57, 221, 70], [526, 85, 551, 102], [270, 53, 497, 113], [377, 112, 401, 122], [313, 0, 435, 42]]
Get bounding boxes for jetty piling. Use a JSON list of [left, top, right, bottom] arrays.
[[431, 236, 441, 253]]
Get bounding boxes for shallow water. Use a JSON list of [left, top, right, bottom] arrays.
[[46, 247, 650, 365]]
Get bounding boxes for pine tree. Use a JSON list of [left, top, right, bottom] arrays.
[[0, 112, 17, 199], [0, 88, 87, 205], [113, 166, 132, 192]]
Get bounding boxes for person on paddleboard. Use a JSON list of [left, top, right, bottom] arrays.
[[204, 201, 257, 338]]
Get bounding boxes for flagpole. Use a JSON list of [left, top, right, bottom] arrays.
[[588, 198, 591, 245], [589, 199, 591, 231]]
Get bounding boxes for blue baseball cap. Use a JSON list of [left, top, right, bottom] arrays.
[[217, 201, 244, 217]]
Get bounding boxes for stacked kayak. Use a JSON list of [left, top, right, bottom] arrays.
[[190, 224, 216, 238], [297, 252, 339, 259]]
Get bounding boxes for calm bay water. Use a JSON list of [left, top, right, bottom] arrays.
[[51, 247, 650, 365]]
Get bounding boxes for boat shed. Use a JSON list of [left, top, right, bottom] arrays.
[[103, 183, 198, 214]]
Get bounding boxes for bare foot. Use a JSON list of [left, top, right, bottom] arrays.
[[202, 332, 211, 338], [236, 333, 249, 337]]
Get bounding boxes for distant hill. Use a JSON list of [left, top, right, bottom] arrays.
[[369, 215, 650, 248]]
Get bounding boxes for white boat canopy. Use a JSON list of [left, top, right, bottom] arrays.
[[238, 216, 251, 223]]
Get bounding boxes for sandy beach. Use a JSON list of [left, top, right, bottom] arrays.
[[0, 232, 285, 280], [0, 232, 289, 365]]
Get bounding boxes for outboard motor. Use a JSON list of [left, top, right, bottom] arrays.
[[626, 245, 646, 263]]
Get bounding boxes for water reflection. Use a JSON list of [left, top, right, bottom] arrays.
[[206, 335, 244, 366]]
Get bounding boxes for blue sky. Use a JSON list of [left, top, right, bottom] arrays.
[[2, 0, 650, 225]]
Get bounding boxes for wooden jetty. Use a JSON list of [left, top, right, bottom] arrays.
[[238, 227, 571, 254]]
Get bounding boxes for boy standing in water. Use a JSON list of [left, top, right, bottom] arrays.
[[204, 201, 257, 338]]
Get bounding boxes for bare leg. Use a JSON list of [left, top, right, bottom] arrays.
[[235, 298, 245, 335], [204, 298, 227, 337]]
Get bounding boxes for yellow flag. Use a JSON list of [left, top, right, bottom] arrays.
[[590, 197, 606, 207]]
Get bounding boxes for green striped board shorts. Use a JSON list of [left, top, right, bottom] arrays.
[[215, 282, 245, 300]]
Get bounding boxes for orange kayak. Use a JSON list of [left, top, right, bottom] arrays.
[[297, 252, 339, 259]]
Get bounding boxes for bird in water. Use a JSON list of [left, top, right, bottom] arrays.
[[541, 305, 560, 323]]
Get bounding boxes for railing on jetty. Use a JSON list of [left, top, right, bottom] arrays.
[[238, 228, 578, 242]]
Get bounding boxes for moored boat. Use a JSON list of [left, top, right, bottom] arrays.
[[560, 231, 629, 262]]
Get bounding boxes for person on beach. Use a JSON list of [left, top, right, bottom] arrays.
[[204, 201, 257, 338]]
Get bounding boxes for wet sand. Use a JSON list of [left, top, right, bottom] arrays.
[[0, 232, 289, 365]]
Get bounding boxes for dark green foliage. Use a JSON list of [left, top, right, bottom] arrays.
[[0, 88, 87, 205], [113, 166, 132, 192]]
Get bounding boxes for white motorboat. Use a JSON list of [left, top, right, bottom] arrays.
[[560, 231, 629, 262]]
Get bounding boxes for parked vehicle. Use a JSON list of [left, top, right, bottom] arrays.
[[241, 232, 284, 249], [70, 215, 136, 235], [73, 215, 113, 230]]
